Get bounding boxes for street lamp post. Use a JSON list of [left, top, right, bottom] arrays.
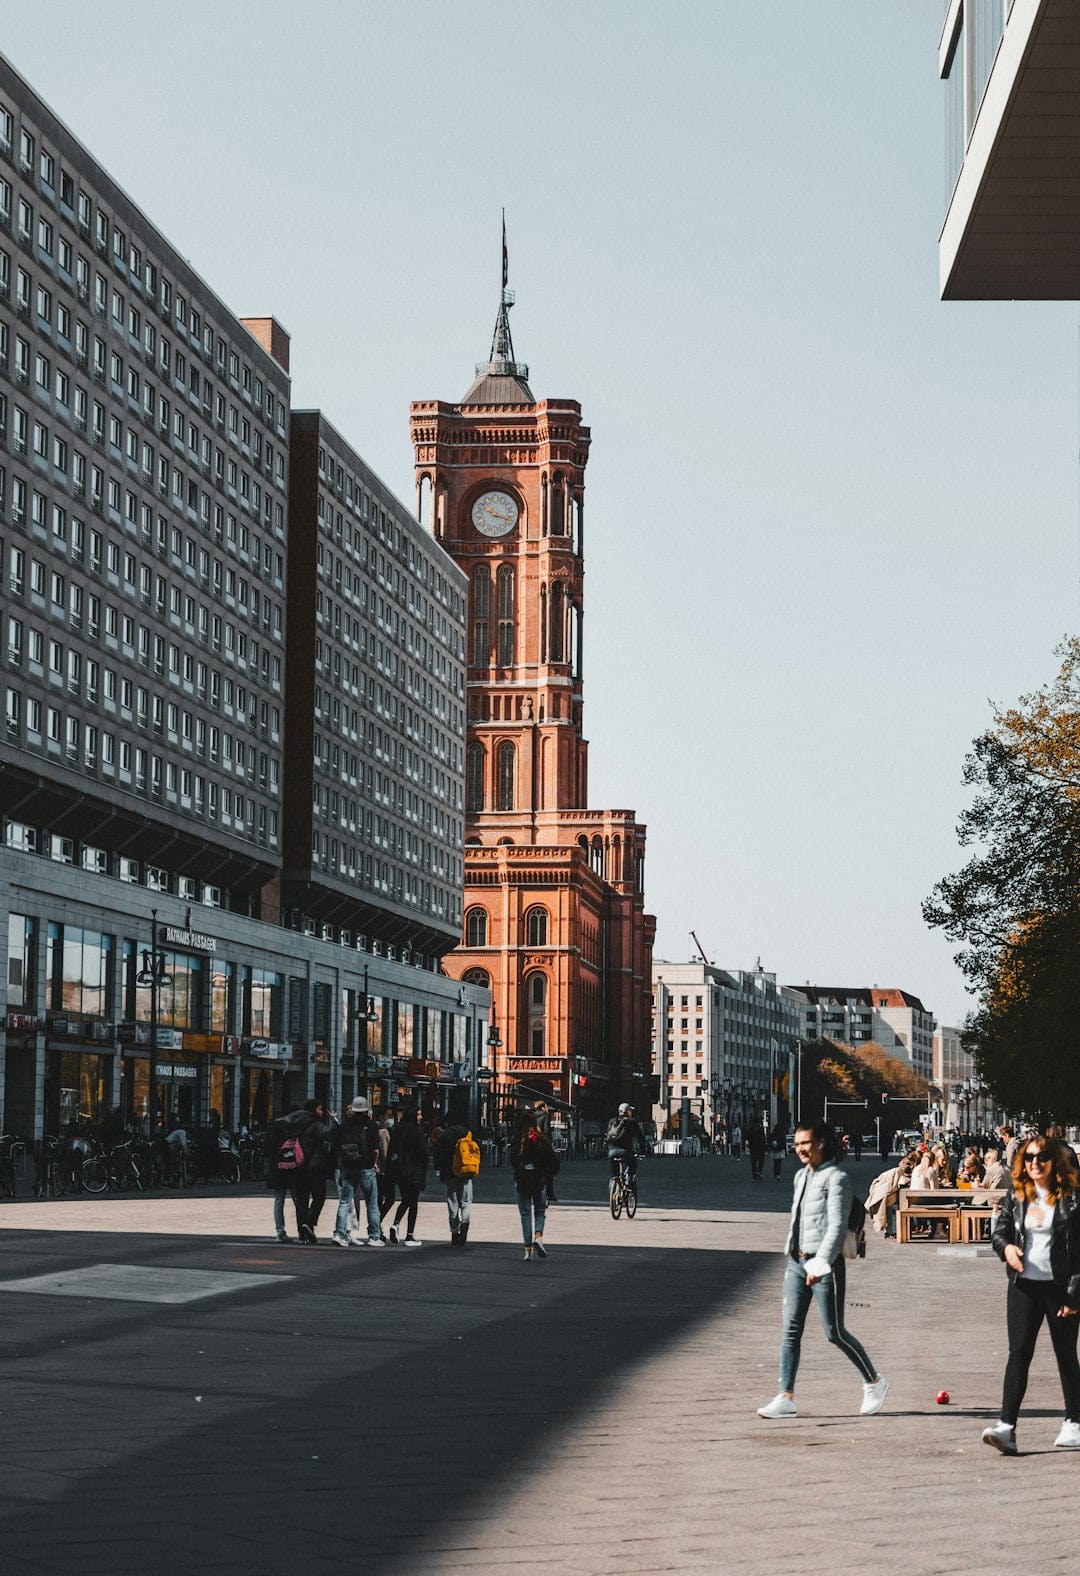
[[357, 965, 378, 1098], [476, 1016, 501, 1132], [135, 908, 171, 1140]]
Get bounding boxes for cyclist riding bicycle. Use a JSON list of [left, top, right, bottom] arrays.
[[606, 1102, 648, 1193]]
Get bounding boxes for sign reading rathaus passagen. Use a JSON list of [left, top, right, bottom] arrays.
[[162, 926, 217, 953]]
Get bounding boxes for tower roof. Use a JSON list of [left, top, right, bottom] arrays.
[[463, 217, 534, 405]]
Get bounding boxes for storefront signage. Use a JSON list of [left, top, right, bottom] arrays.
[[162, 925, 217, 953], [6, 1011, 45, 1033], [246, 1039, 291, 1060], [117, 1024, 185, 1050], [288, 978, 306, 1041], [407, 1058, 443, 1081], [183, 1033, 237, 1057], [508, 1058, 565, 1075], [46, 1015, 116, 1045], [153, 1062, 199, 1081]]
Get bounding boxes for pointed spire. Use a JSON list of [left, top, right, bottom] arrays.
[[463, 213, 534, 404]]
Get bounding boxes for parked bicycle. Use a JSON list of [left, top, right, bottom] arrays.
[[610, 1158, 638, 1220], [1, 1133, 24, 1198]]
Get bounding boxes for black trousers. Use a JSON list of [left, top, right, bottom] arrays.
[[291, 1174, 328, 1233], [1001, 1277, 1080, 1425], [392, 1179, 420, 1237]]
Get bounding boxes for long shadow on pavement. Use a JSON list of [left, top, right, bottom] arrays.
[[0, 1220, 776, 1575]]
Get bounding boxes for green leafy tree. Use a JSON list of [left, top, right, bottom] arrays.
[[925, 639, 1080, 1117]]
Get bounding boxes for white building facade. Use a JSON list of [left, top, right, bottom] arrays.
[[651, 960, 802, 1140]]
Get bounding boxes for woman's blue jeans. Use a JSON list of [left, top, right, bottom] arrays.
[[779, 1255, 876, 1393], [516, 1184, 546, 1246]]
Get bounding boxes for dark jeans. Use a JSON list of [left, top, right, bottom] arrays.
[[292, 1173, 328, 1233], [1002, 1277, 1080, 1425], [749, 1150, 765, 1180], [779, 1255, 877, 1393], [391, 1179, 420, 1237], [378, 1171, 396, 1221]]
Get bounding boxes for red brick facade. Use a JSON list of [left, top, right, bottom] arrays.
[[410, 321, 655, 1120]]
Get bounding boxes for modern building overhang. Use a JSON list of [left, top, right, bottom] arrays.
[[940, 0, 1080, 300]]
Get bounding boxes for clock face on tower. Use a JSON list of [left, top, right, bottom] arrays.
[[471, 489, 519, 538]]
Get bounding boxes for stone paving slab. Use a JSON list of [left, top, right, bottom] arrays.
[[1, 1157, 1077, 1576]]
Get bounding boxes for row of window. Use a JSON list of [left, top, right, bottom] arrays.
[[464, 906, 549, 949], [0, 105, 288, 431]]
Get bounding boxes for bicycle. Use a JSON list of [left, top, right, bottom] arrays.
[[1, 1133, 23, 1198], [609, 1158, 638, 1220]]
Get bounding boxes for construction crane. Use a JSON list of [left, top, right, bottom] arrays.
[[689, 930, 711, 966]]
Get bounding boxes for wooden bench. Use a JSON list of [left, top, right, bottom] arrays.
[[897, 1188, 1007, 1245]]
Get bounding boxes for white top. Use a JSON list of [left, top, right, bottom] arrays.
[[1022, 1187, 1055, 1281]]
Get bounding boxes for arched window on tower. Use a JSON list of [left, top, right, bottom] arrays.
[[550, 581, 564, 663], [465, 907, 488, 948], [550, 473, 565, 535], [463, 967, 490, 989], [525, 905, 548, 947], [472, 566, 490, 667], [525, 970, 547, 1057], [496, 741, 516, 811], [465, 742, 484, 814], [497, 565, 515, 667]]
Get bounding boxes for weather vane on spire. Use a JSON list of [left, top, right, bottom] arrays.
[[485, 210, 526, 374]]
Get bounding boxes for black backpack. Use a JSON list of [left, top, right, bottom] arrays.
[[606, 1117, 628, 1146], [844, 1194, 867, 1260], [338, 1117, 377, 1168]]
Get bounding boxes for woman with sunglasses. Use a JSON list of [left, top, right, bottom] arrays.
[[983, 1135, 1080, 1454]]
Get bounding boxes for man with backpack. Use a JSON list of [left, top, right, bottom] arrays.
[[331, 1096, 384, 1248], [606, 1102, 648, 1198], [434, 1101, 481, 1246]]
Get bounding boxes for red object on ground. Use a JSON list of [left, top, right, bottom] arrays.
[[935, 1390, 950, 1405]]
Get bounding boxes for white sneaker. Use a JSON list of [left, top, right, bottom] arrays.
[[1055, 1419, 1080, 1449], [860, 1377, 889, 1416], [366, 1236, 385, 1248], [402, 1236, 422, 1248], [331, 1232, 350, 1248], [757, 1393, 797, 1419], [982, 1420, 1017, 1455]]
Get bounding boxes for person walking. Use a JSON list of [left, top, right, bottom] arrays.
[[434, 1103, 480, 1246], [331, 1096, 383, 1248], [376, 1111, 395, 1232], [757, 1119, 888, 1420], [510, 1106, 557, 1262], [535, 1101, 558, 1204], [730, 1122, 743, 1159], [385, 1106, 428, 1246], [747, 1123, 767, 1182], [262, 1103, 319, 1243], [982, 1135, 1080, 1454], [769, 1123, 786, 1181]]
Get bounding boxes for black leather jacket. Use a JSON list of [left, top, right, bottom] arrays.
[[992, 1190, 1080, 1305]]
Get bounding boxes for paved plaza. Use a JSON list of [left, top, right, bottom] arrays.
[[1, 1156, 1078, 1575]]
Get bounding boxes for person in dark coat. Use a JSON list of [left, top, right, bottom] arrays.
[[747, 1123, 767, 1181], [263, 1099, 332, 1244], [385, 1106, 428, 1246], [510, 1106, 558, 1262]]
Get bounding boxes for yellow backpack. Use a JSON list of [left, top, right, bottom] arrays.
[[452, 1130, 481, 1178]]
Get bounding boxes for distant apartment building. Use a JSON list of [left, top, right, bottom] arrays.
[[651, 960, 802, 1137], [933, 1023, 974, 1089], [0, 53, 481, 1146], [790, 985, 935, 1081], [940, 0, 1080, 298]]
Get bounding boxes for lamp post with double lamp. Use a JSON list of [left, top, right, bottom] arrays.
[[474, 1016, 500, 1133], [134, 908, 171, 1140], [356, 966, 379, 1098]]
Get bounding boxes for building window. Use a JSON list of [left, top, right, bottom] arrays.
[[497, 564, 514, 667], [465, 741, 484, 814], [525, 906, 548, 947], [472, 565, 490, 667], [525, 970, 547, 1057], [549, 580, 564, 662], [465, 907, 488, 948], [496, 740, 515, 811]]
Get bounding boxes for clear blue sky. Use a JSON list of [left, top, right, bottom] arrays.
[[12, 2, 1078, 1024]]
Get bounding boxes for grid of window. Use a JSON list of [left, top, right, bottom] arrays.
[[301, 417, 467, 934], [0, 67, 290, 895]]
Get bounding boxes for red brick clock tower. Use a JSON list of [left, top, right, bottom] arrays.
[[410, 259, 655, 1121]]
